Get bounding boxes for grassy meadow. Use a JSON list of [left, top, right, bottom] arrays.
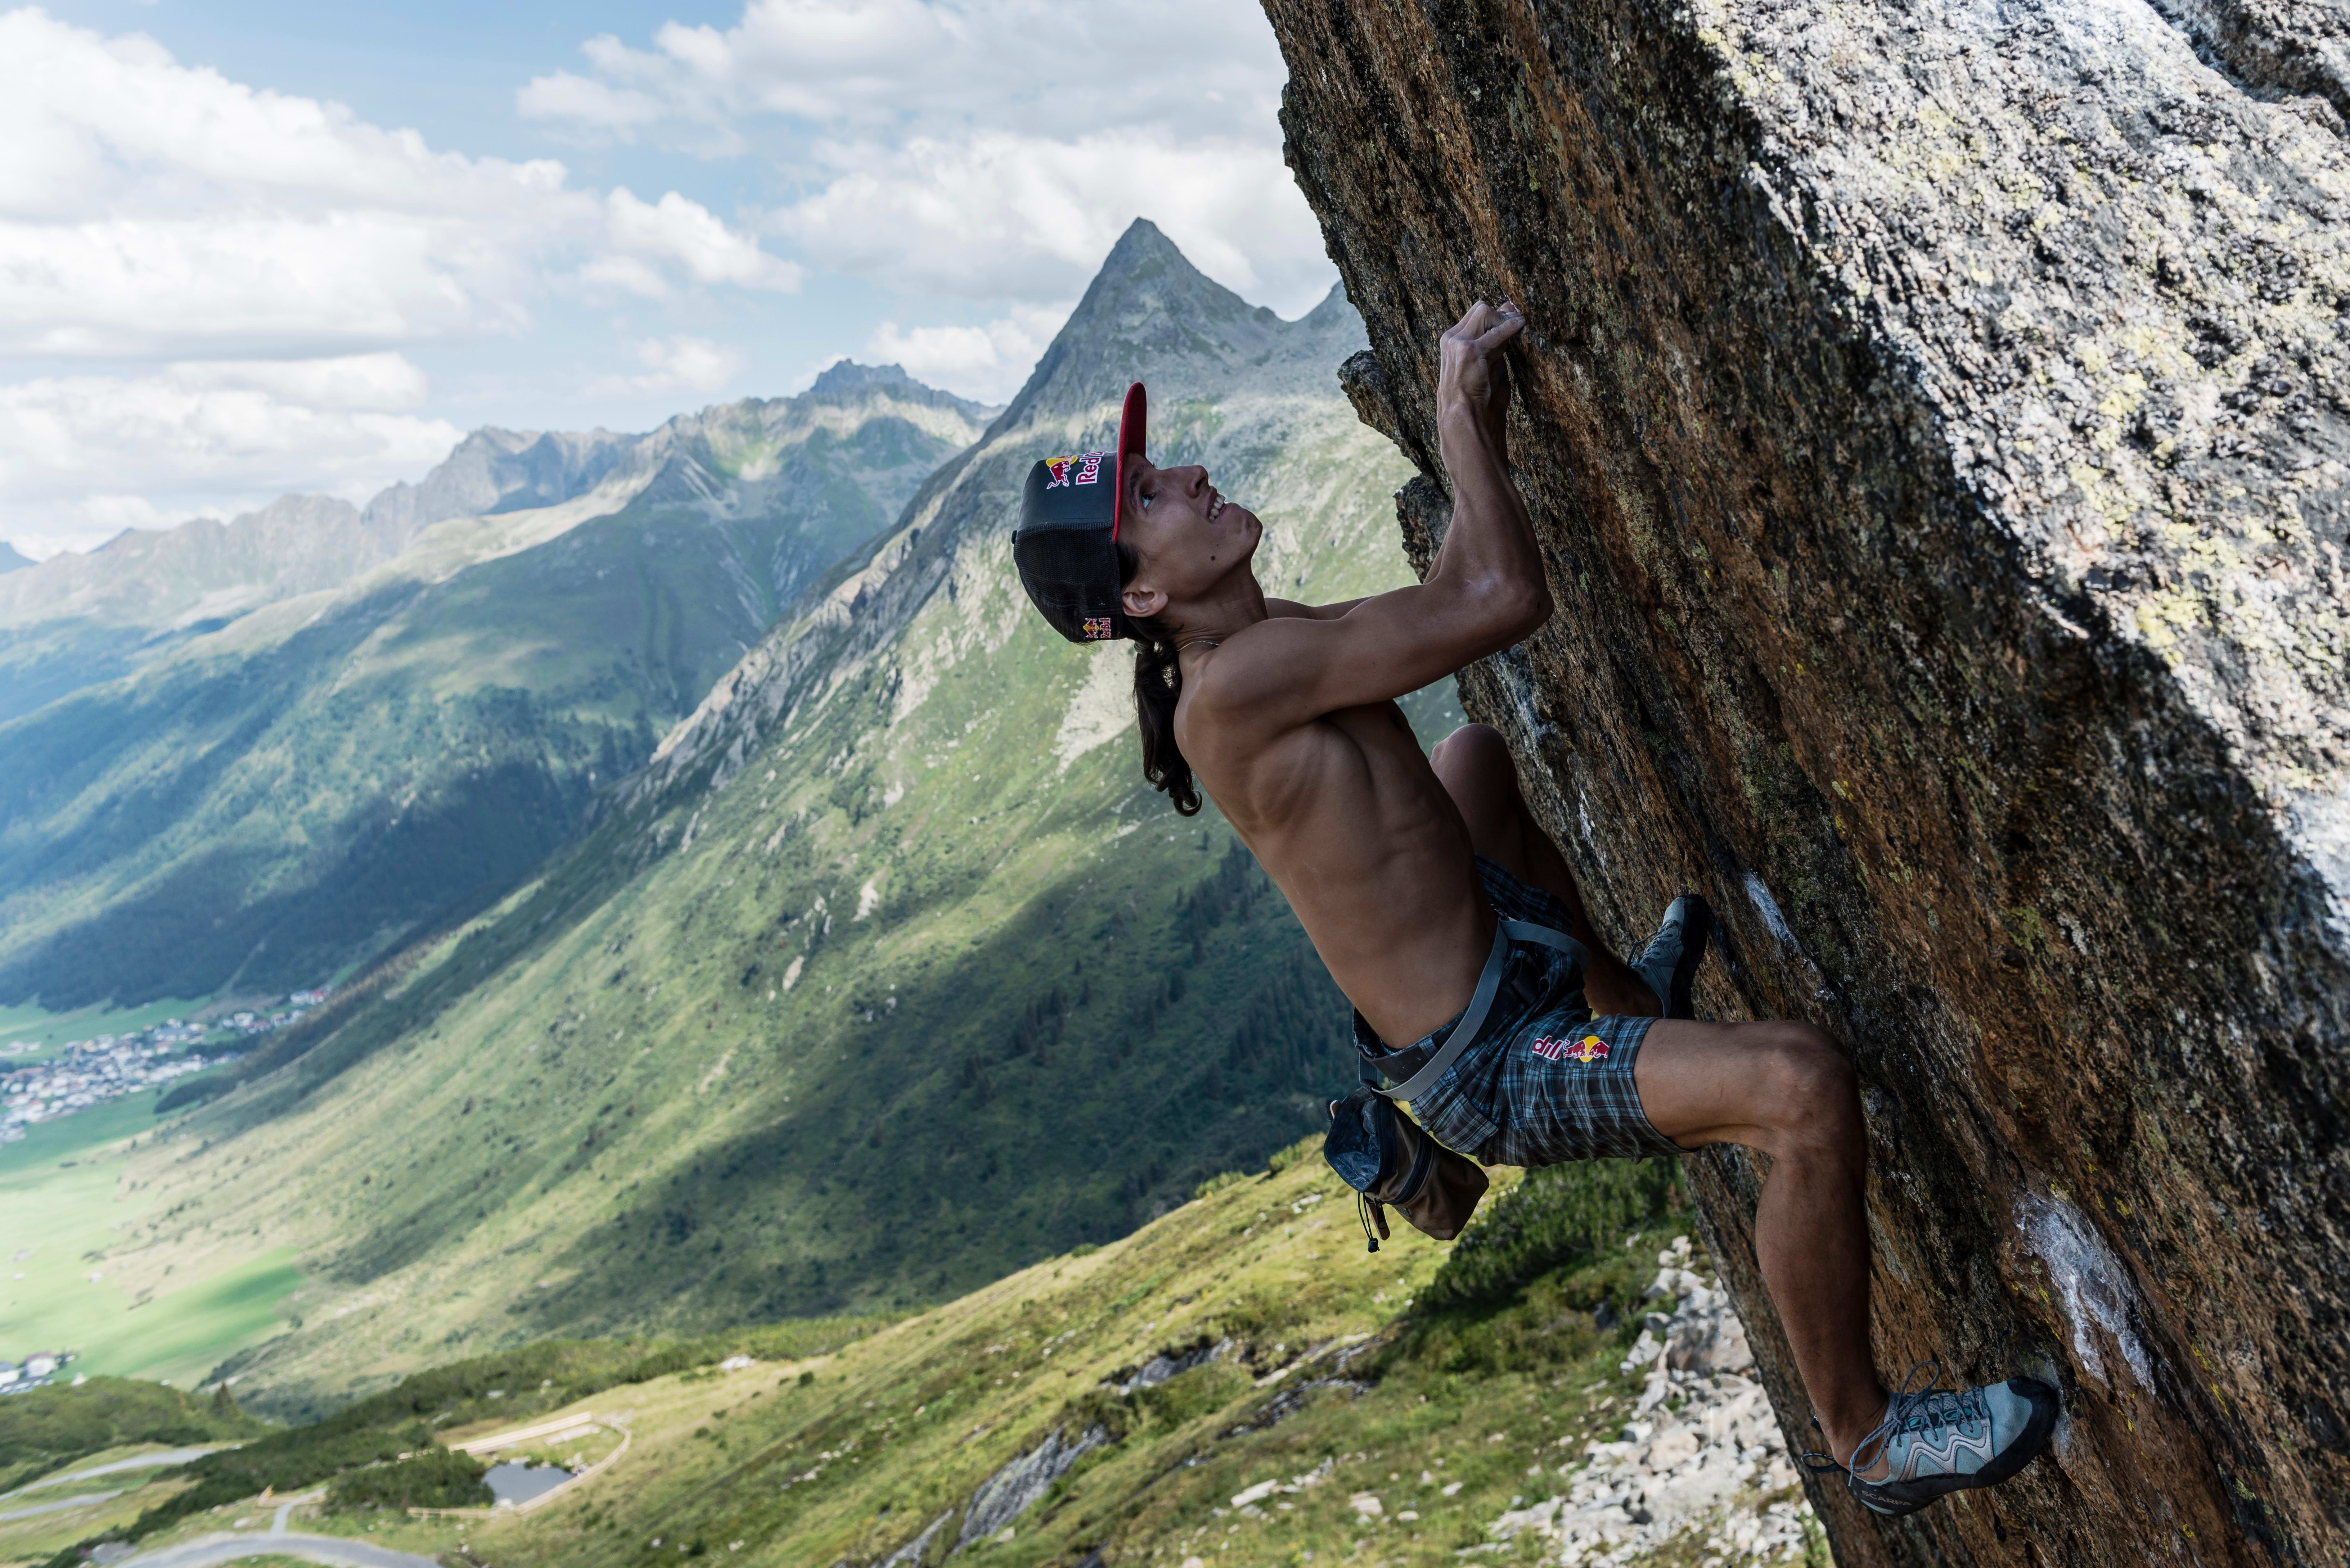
[[0, 1092, 302, 1390]]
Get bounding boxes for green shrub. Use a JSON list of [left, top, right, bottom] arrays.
[[324, 1446, 491, 1511], [1415, 1157, 1683, 1313], [1193, 1170, 1251, 1200], [0, 1376, 266, 1493], [1133, 1361, 1249, 1431], [1265, 1133, 1321, 1176]]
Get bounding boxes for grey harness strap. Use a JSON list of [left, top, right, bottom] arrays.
[[1368, 919, 1585, 1103]]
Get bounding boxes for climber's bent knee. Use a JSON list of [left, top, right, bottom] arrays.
[[1631, 1018, 1863, 1162]]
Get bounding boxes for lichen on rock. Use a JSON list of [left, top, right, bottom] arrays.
[[1266, 0, 2350, 1556]]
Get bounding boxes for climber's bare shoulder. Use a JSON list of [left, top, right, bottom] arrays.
[[1170, 593, 1416, 812], [1172, 597, 1493, 1043]]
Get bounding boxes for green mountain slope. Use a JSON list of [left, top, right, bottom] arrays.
[[24, 1155, 1824, 1568], [0, 365, 992, 1008], [89, 222, 1440, 1408]]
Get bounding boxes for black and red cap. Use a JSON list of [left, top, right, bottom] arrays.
[[1014, 381, 1147, 643]]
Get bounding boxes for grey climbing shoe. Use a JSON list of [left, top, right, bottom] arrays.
[[1820, 1361, 2060, 1518], [1630, 894, 1711, 1018]]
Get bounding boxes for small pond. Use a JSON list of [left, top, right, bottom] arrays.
[[485, 1460, 577, 1506]]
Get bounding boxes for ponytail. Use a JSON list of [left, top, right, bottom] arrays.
[[1117, 541, 1202, 817]]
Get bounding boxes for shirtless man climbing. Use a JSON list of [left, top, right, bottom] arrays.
[[1010, 299, 2056, 1518]]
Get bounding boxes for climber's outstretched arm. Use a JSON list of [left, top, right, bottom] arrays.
[[1185, 301, 1549, 731]]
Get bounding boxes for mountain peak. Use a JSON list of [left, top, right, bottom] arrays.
[[994, 218, 1347, 434], [1095, 217, 1185, 275], [807, 360, 916, 398]]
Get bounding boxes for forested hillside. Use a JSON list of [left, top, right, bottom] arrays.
[[83, 223, 1447, 1411], [0, 365, 990, 1006]]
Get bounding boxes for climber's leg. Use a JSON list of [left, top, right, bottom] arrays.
[[1429, 723, 1655, 1017], [1632, 1019, 1884, 1453]]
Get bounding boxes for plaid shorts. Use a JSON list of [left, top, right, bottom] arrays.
[[1352, 857, 1684, 1166]]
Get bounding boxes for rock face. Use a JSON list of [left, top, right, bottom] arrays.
[[953, 1424, 1107, 1552], [1266, 0, 2350, 1559]]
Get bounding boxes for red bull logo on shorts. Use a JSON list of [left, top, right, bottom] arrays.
[[1532, 1033, 1610, 1064]]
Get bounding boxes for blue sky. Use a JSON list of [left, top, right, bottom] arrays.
[[0, 0, 1334, 555]]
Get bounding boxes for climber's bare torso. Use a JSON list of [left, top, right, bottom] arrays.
[[1108, 303, 1543, 1048], [1174, 631, 1493, 1047], [1170, 620, 1485, 1044]]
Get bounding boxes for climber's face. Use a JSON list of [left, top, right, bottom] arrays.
[[1117, 456, 1261, 622]]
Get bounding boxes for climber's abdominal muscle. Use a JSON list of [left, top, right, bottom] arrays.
[[1191, 691, 1495, 1048]]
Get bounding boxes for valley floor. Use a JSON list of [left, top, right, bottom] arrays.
[[0, 1094, 301, 1394]]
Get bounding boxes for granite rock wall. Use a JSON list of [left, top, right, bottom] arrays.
[[1265, 0, 2350, 1559]]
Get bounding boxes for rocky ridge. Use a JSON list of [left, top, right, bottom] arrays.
[[1266, 0, 2350, 1559]]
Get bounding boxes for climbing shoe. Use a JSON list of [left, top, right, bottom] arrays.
[[1630, 893, 1711, 1019], [1810, 1361, 2060, 1517]]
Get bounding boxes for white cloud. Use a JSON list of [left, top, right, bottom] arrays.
[[524, 0, 1285, 139], [165, 354, 433, 412], [0, 359, 463, 556], [592, 335, 749, 398], [522, 0, 1336, 316], [0, 10, 796, 360], [0, 6, 798, 557], [861, 304, 1066, 403], [781, 130, 1328, 311], [603, 189, 802, 292]]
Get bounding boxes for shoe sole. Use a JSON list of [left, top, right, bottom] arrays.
[[1851, 1378, 2061, 1517], [1664, 894, 1712, 1019]]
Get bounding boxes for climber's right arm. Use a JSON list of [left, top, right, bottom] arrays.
[[1186, 301, 1551, 728], [1424, 298, 1545, 607]]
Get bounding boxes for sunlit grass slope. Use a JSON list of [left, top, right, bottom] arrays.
[[20, 1156, 1824, 1568], [447, 1148, 1756, 1568], [0, 1096, 302, 1392]]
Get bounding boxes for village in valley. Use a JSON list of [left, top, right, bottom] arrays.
[[0, 1348, 76, 1396], [0, 987, 331, 1146]]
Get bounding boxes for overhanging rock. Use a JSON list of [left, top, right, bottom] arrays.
[[1266, 0, 2350, 1558]]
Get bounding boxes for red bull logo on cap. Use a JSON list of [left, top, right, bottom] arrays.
[[1042, 452, 1108, 489], [1081, 616, 1114, 640]]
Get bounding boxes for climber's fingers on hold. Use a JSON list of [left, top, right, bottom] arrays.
[[1441, 302, 1487, 353], [1441, 301, 1524, 378], [1472, 300, 1526, 354]]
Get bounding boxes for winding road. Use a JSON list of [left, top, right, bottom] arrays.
[[112, 1498, 441, 1568], [109, 1530, 442, 1567]]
